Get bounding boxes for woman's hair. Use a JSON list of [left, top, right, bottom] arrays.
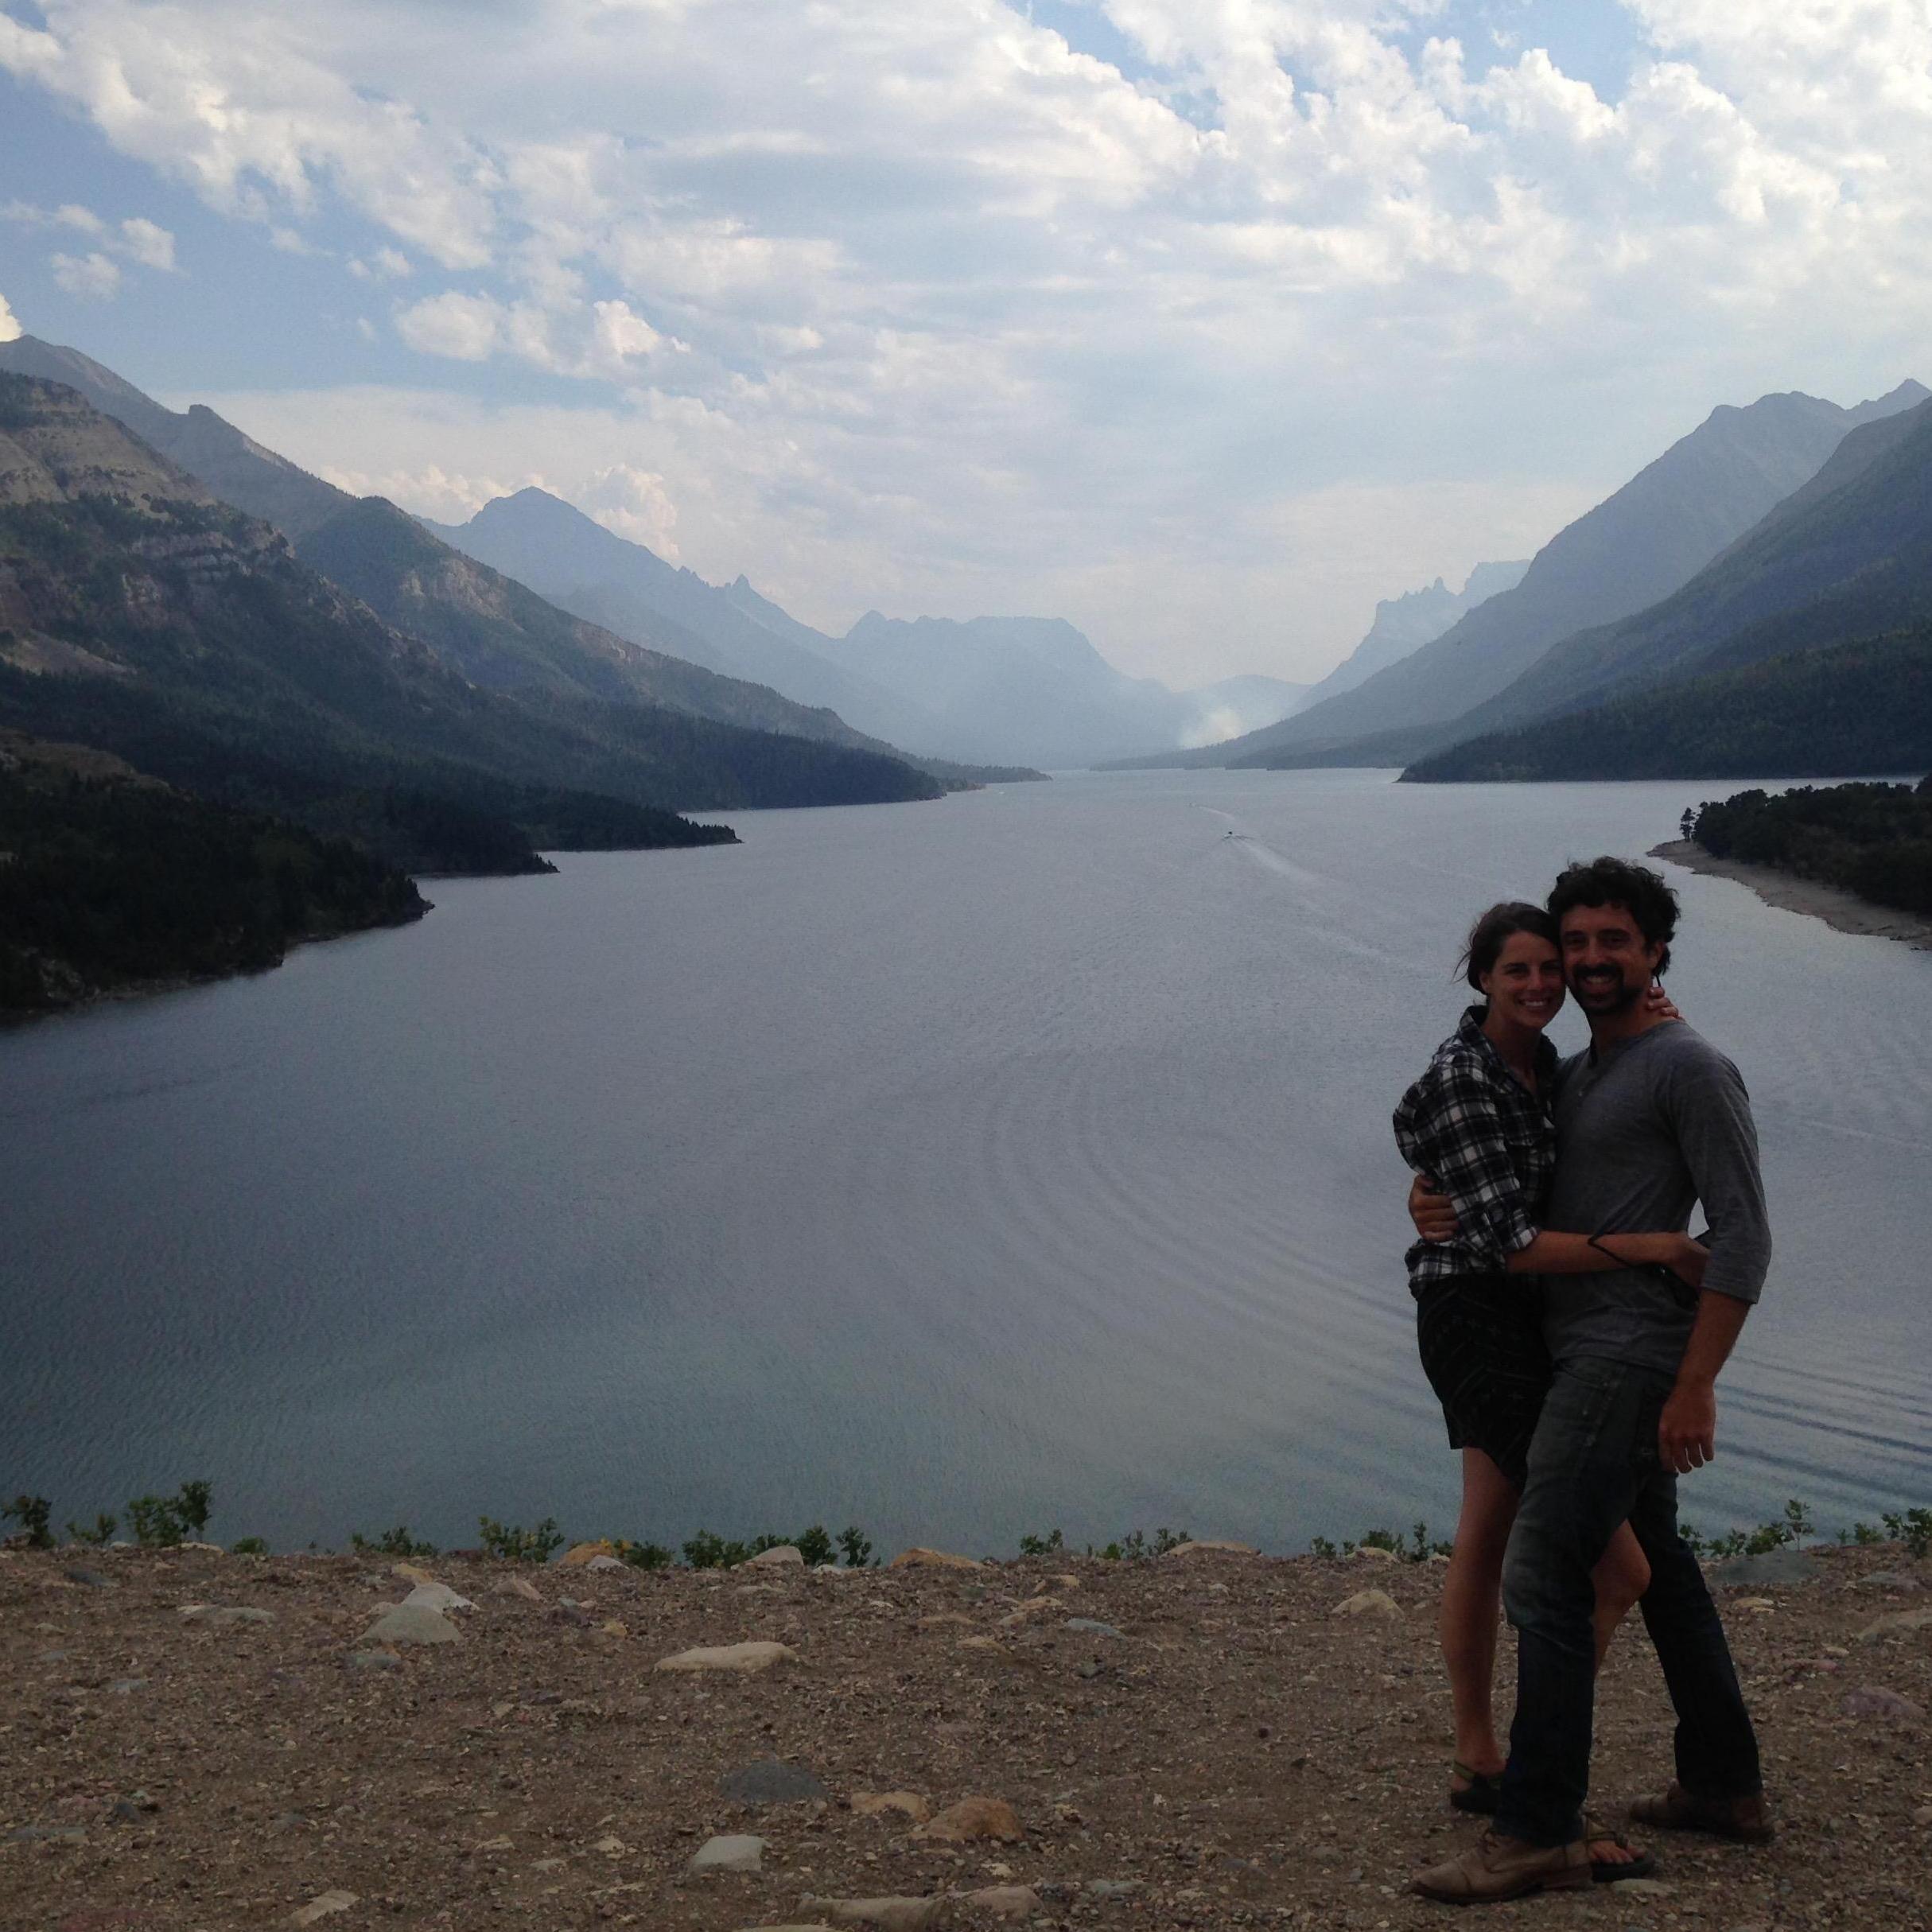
[[1458, 900, 1559, 993]]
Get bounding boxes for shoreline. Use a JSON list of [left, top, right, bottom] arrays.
[[1649, 838, 1932, 952]]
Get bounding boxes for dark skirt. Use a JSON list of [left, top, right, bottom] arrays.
[[1414, 1272, 1552, 1490]]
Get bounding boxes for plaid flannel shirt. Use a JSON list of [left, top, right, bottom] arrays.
[[1393, 1005, 1559, 1293]]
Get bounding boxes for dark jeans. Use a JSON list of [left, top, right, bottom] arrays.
[[1495, 1355, 1763, 1847]]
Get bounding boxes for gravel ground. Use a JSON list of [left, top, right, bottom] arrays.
[[2, 1539, 1927, 1931]]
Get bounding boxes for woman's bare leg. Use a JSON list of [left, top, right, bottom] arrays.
[[1591, 1522, 1650, 1667], [1443, 1447, 1518, 1782]]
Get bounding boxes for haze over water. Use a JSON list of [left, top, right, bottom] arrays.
[[3, 770, 1926, 1556]]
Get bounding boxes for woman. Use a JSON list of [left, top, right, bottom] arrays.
[[1393, 903, 1705, 1871]]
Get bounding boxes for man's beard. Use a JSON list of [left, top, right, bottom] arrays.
[[1570, 968, 1642, 1013]]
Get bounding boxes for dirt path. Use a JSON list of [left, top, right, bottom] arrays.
[[4, 1539, 1928, 1930]]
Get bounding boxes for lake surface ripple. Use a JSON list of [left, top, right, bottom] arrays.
[[3, 770, 1927, 1555]]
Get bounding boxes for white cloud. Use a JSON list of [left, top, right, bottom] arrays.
[[0, 291, 21, 341], [51, 251, 122, 298], [14, 0, 1932, 677], [117, 216, 176, 270]]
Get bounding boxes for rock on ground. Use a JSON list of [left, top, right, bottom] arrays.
[[2, 1540, 1928, 1931]]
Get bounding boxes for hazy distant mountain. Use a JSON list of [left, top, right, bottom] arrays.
[[0, 336, 944, 773], [1202, 382, 1929, 768], [437, 487, 1308, 765], [812, 612, 1306, 767], [0, 372, 943, 870], [1303, 560, 1529, 706], [1408, 397, 1932, 780]]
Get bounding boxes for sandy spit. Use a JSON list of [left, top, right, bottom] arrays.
[[1650, 838, 1932, 953]]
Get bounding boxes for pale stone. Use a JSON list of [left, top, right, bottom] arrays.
[[1064, 1617, 1122, 1637], [362, 1603, 460, 1646], [803, 1897, 947, 1930], [997, 1596, 1060, 1627], [597, 1619, 628, 1638], [690, 1833, 766, 1873], [585, 1554, 627, 1572], [290, 1891, 357, 1926], [1163, 1538, 1255, 1558], [852, 1790, 932, 1823], [1736, 1596, 1777, 1611], [179, 1604, 272, 1627], [1334, 1588, 1401, 1619], [962, 1885, 1038, 1918], [492, 1576, 542, 1601], [472, 1835, 515, 1853], [1857, 1607, 1932, 1644], [1351, 1544, 1399, 1563], [593, 1833, 628, 1855], [391, 1563, 437, 1588], [744, 1544, 806, 1568], [888, 1547, 984, 1571], [1844, 1684, 1924, 1721], [958, 1636, 1001, 1651], [913, 1797, 1021, 1843], [560, 1541, 617, 1567], [915, 1613, 978, 1631], [402, 1582, 474, 1614], [655, 1640, 799, 1674]]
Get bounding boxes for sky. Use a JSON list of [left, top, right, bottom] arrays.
[[3, 1, 1931, 688]]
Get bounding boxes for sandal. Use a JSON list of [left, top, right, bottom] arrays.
[[1629, 1782, 1775, 1845], [1449, 1760, 1503, 1814], [1584, 1811, 1658, 1883]]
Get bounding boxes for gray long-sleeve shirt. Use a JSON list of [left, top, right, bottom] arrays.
[[1542, 1020, 1771, 1374]]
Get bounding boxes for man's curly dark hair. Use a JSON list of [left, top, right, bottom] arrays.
[[1546, 856, 1680, 976]]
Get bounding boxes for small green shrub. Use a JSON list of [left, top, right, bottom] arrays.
[[2, 1494, 53, 1549], [617, 1540, 674, 1570], [1308, 1535, 1339, 1559], [1017, 1528, 1064, 1557], [794, 1524, 836, 1568], [478, 1515, 565, 1565], [231, 1536, 270, 1556], [682, 1530, 754, 1569], [1883, 1507, 1932, 1560], [837, 1525, 875, 1569], [1838, 1522, 1887, 1546], [68, 1513, 118, 1545], [123, 1481, 212, 1549], [350, 1525, 439, 1559]]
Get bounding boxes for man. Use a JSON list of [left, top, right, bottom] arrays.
[[1411, 856, 1774, 1904]]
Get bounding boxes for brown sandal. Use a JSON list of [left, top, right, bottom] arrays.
[[1583, 1812, 1658, 1883], [1629, 1782, 1775, 1844]]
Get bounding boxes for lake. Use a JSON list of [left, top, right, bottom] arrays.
[[2, 768, 1927, 1558]]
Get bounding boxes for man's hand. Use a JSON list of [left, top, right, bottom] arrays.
[[1408, 1173, 1459, 1243], [1658, 1377, 1718, 1474]]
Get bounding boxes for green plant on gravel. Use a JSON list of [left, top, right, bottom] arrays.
[[617, 1539, 674, 1570], [124, 1480, 213, 1549], [681, 1530, 755, 1569], [837, 1525, 876, 1569], [1685, 1498, 1814, 1561], [793, 1524, 836, 1568], [1883, 1508, 1932, 1560], [1838, 1521, 1888, 1546], [68, 1513, 117, 1545], [1093, 1527, 1192, 1561], [1308, 1535, 1340, 1560], [1017, 1528, 1065, 1557], [478, 1515, 565, 1565], [350, 1525, 439, 1559], [2, 1494, 53, 1549], [231, 1536, 269, 1556]]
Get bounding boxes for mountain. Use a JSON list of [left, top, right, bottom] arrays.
[[1402, 628, 1932, 783], [0, 336, 947, 772], [0, 373, 940, 870], [1190, 381, 1930, 768], [1413, 398, 1932, 751], [434, 488, 1308, 765], [1301, 560, 1529, 706]]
